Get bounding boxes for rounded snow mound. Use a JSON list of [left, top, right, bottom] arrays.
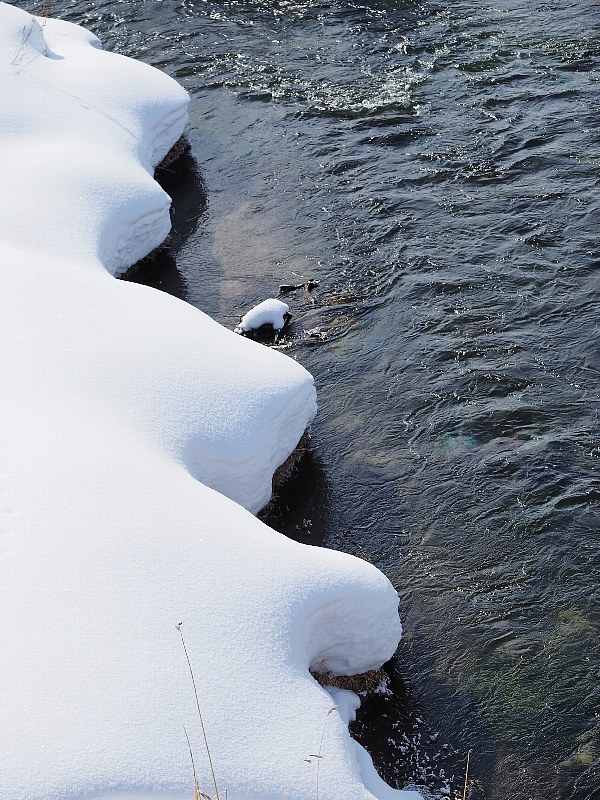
[[235, 298, 291, 334]]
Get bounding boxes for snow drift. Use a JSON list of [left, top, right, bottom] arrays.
[[0, 5, 419, 800]]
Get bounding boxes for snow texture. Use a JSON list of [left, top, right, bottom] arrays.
[[0, 5, 420, 800], [235, 298, 291, 333]]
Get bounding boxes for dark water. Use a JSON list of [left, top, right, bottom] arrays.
[[23, 1, 600, 797]]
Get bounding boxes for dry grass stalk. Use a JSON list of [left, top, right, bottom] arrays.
[[312, 707, 335, 800], [276, 760, 307, 800], [183, 724, 203, 800], [462, 749, 472, 800], [176, 623, 221, 800], [12, 3, 53, 70], [176, 623, 352, 800], [276, 706, 337, 800], [11, 19, 36, 66]]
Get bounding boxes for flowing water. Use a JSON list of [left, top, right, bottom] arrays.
[[21, 1, 600, 797]]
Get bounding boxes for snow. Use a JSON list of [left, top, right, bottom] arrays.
[[236, 298, 291, 333], [0, 4, 420, 800]]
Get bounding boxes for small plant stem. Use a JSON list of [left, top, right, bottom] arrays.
[[315, 707, 335, 800], [177, 624, 220, 800], [276, 760, 306, 800], [183, 724, 201, 797], [12, 20, 35, 67], [462, 749, 472, 800]]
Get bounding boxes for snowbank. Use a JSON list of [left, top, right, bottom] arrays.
[[0, 5, 419, 800]]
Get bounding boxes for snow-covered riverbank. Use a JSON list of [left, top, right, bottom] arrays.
[[0, 5, 419, 799]]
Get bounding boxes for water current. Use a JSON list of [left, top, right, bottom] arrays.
[[20, 1, 599, 798]]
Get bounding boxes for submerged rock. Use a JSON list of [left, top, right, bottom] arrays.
[[279, 278, 320, 294]]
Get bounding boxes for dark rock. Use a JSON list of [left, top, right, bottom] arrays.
[[236, 312, 292, 344], [278, 279, 320, 294]]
